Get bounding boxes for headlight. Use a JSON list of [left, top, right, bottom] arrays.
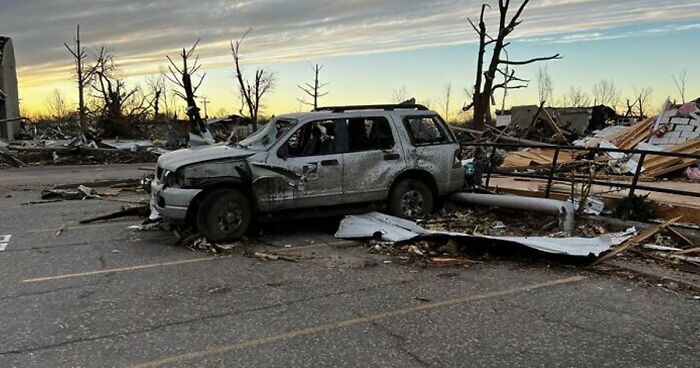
[[162, 170, 182, 187]]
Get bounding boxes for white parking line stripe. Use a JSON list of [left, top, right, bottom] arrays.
[[130, 275, 587, 368], [23, 256, 229, 283], [0, 234, 11, 251]]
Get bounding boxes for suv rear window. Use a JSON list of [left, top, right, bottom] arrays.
[[403, 116, 451, 146], [347, 117, 395, 152]]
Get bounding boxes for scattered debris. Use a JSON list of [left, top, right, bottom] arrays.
[[207, 286, 230, 294], [55, 224, 66, 237], [253, 252, 299, 262], [79, 205, 149, 224], [41, 185, 96, 200], [127, 222, 168, 232], [491, 221, 507, 230], [593, 216, 682, 265], [431, 257, 471, 266]]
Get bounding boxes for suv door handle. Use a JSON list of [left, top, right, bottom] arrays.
[[301, 163, 319, 181], [384, 153, 400, 161], [320, 159, 339, 166]]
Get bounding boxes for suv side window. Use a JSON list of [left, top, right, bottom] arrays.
[[347, 117, 395, 152], [284, 119, 347, 158], [403, 116, 451, 146]]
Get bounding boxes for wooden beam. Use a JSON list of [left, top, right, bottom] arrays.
[[593, 216, 682, 265]]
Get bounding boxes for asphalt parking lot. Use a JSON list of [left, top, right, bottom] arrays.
[[1, 165, 698, 367]]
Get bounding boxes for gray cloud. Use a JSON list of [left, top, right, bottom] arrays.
[[2, 0, 699, 84]]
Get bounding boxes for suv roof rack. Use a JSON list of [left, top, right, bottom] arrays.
[[313, 104, 429, 113]]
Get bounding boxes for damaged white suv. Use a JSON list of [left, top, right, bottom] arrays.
[[148, 104, 464, 242]]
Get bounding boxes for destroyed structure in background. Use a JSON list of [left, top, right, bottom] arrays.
[[503, 104, 618, 142], [479, 97, 700, 228], [0, 36, 20, 140]]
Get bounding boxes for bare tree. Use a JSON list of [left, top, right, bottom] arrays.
[[64, 25, 96, 131], [47, 89, 70, 119], [145, 72, 166, 117], [231, 30, 275, 131], [672, 69, 688, 104], [592, 79, 619, 108], [438, 83, 453, 123], [392, 86, 410, 104], [564, 86, 590, 107], [90, 48, 149, 137], [464, 1, 561, 130], [625, 87, 653, 118], [536, 66, 553, 105], [165, 40, 208, 137], [298, 64, 328, 110]]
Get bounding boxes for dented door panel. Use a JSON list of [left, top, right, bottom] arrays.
[[411, 144, 458, 193], [342, 150, 405, 202], [254, 154, 344, 211], [341, 114, 407, 203]]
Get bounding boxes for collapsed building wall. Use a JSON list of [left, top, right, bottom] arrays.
[[648, 98, 700, 148], [0, 36, 20, 140]]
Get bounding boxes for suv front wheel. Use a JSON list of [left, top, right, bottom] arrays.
[[197, 189, 252, 242], [388, 178, 434, 219]]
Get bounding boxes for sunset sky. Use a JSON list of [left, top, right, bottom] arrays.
[[3, 0, 699, 119]]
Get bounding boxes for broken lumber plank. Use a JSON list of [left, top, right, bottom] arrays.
[[667, 226, 695, 247], [593, 216, 682, 265], [612, 117, 655, 149], [0, 151, 27, 167], [678, 247, 700, 256], [644, 159, 697, 178], [503, 154, 535, 167], [79, 205, 149, 224], [253, 252, 299, 262], [431, 257, 471, 266]]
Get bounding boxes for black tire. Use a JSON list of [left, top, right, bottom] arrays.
[[196, 189, 252, 242], [388, 178, 434, 219]]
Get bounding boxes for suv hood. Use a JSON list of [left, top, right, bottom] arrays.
[[157, 145, 256, 171]]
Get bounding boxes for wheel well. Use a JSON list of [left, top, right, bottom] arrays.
[[185, 181, 257, 225], [389, 170, 438, 198]]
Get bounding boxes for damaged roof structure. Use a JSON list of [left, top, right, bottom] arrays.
[[0, 36, 20, 141], [507, 104, 618, 142]]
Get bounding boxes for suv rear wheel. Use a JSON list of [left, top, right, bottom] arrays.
[[388, 178, 434, 219], [196, 189, 252, 242]]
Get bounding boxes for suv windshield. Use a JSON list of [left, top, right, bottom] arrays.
[[233, 117, 297, 151]]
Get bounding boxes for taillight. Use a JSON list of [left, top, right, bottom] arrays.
[[453, 148, 463, 169]]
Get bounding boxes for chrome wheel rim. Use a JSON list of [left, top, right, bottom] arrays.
[[400, 190, 424, 217], [217, 202, 243, 233]]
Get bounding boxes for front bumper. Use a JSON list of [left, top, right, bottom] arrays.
[[148, 178, 202, 221]]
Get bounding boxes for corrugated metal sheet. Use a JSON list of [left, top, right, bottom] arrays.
[[335, 212, 636, 257]]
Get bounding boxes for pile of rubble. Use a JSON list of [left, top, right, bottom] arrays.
[[497, 98, 700, 179], [1, 115, 255, 168], [333, 210, 699, 275]]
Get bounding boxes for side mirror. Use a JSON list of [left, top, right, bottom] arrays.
[[278, 142, 290, 160]]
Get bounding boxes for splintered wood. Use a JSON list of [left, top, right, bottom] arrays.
[[503, 149, 574, 167], [642, 138, 700, 178], [607, 117, 655, 149], [593, 216, 682, 265]]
